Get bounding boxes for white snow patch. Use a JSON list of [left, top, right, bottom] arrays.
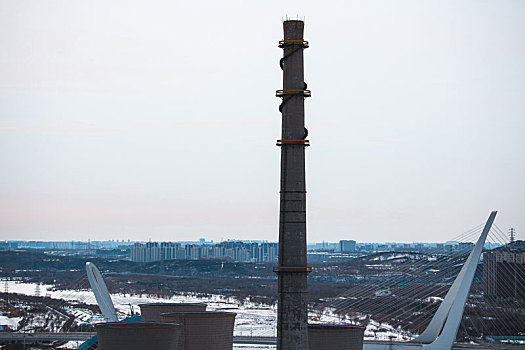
[[0, 315, 21, 330]]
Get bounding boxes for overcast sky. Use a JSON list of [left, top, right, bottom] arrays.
[[1, 0, 524, 243]]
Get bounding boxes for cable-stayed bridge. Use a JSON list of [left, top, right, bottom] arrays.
[[313, 212, 524, 349]]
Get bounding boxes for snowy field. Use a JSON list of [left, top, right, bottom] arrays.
[[1, 279, 411, 348]]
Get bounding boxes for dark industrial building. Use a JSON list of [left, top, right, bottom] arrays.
[[483, 240, 525, 300], [161, 311, 236, 350], [96, 322, 180, 350], [308, 324, 365, 350]]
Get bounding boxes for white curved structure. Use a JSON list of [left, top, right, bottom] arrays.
[[365, 211, 497, 350], [86, 262, 118, 322], [420, 211, 497, 349]]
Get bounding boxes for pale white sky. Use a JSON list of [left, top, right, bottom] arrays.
[[1, 0, 524, 243]]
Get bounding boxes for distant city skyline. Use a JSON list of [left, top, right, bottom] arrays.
[[2, 237, 511, 247], [1, 1, 524, 242]]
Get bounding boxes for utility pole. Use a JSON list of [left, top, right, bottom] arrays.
[[274, 20, 311, 350], [4, 279, 8, 305], [510, 228, 517, 299]]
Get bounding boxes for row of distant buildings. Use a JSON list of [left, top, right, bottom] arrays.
[[129, 239, 373, 263], [3, 238, 498, 255], [3, 240, 134, 250], [130, 241, 278, 263], [311, 240, 488, 254], [128, 239, 484, 262]]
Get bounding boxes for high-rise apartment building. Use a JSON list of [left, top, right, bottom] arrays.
[[130, 241, 278, 263], [130, 242, 184, 263], [339, 240, 356, 253], [483, 240, 525, 300]]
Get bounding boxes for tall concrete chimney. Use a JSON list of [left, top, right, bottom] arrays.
[[274, 20, 311, 350]]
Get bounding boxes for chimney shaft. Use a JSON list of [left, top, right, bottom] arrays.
[[275, 20, 310, 350]]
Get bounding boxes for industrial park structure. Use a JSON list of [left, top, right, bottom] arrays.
[[1, 19, 523, 350]]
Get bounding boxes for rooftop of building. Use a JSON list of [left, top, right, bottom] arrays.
[[489, 240, 525, 254]]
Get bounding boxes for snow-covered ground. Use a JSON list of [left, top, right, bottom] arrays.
[[2, 279, 279, 336], [0, 315, 21, 329], [2, 279, 411, 348]]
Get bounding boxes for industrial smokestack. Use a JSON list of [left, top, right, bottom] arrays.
[[274, 20, 311, 350]]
